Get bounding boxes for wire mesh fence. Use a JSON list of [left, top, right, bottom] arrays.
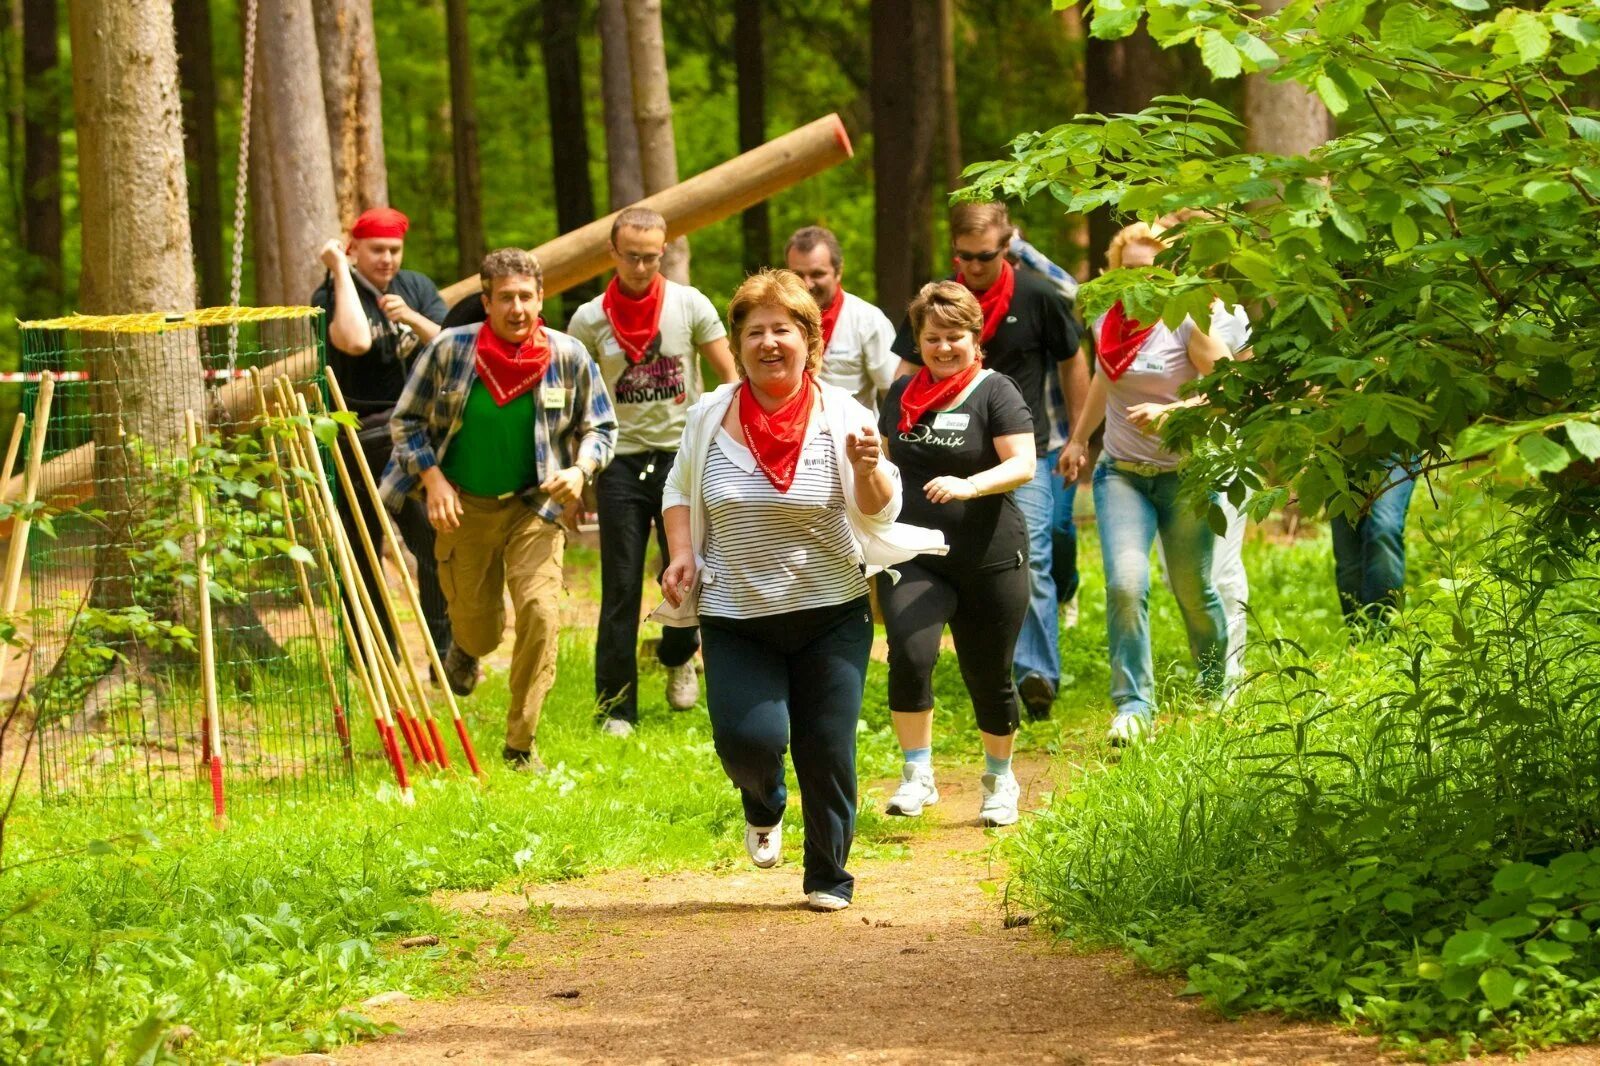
[[15, 307, 362, 813]]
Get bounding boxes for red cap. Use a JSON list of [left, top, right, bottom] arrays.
[[349, 207, 410, 241]]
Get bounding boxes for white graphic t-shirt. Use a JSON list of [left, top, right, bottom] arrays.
[[567, 279, 727, 454]]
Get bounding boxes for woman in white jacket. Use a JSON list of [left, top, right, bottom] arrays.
[[658, 269, 942, 912]]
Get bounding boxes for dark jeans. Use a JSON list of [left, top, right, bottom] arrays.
[[700, 596, 873, 900], [595, 450, 701, 723], [339, 420, 452, 656], [1047, 447, 1080, 604], [1331, 460, 1416, 627]]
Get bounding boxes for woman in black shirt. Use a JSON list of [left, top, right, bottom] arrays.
[[877, 281, 1036, 827]]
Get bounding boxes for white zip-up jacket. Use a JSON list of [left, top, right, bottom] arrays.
[[650, 381, 948, 627]]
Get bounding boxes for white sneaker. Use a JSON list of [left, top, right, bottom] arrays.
[[1062, 595, 1080, 630], [745, 822, 782, 868], [884, 763, 938, 817], [599, 718, 634, 739], [806, 890, 851, 912], [1107, 711, 1152, 747], [666, 660, 699, 711], [979, 771, 1021, 827]]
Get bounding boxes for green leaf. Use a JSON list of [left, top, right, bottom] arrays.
[[1199, 30, 1243, 79], [1450, 0, 1488, 9], [1317, 0, 1371, 39], [1488, 916, 1541, 940], [1234, 32, 1279, 67], [1391, 213, 1419, 250], [1553, 918, 1590, 943], [1567, 116, 1600, 143], [1518, 433, 1572, 474], [1383, 890, 1414, 915], [1479, 966, 1517, 1010], [287, 544, 315, 566], [312, 416, 341, 447], [1315, 74, 1350, 115], [1566, 421, 1600, 460], [1523, 179, 1573, 205], [1416, 960, 1444, 980], [1492, 862, 1540, 892], [1553, 13, 1600, 45], [1442, 929, 1505, 966], [1509, 12, 1552, 63], [1525, 940, 1575, 965]]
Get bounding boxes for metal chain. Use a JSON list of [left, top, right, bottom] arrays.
[[227, 0, 260, 370]]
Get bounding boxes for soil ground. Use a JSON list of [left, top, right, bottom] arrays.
[[333, 755, 1579, 1066]]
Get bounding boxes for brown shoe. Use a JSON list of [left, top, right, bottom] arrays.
[[443, 643, 481, 697], [502, 745, 548, 774]]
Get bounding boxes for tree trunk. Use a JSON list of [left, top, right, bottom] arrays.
[[3, 1, 21, 230], [445, 0, 483, 277], [936, 0, 962, 195], [20, 0, 62, 320], [174, 0, 224, 308], [312, 0, 388, 224], [734, 0, 767, 275], [542, 0, 598, 318], [1243, 0, 1332, 156], [255, 0, 340, 303], [249, 53, 283, 308], [871, 0, 938, 317], [1084, 23, 1178, 268], [623, 0, 687, 283], [598, 0, 643, 211]]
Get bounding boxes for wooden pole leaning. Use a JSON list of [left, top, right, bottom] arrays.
[[247, 370, 352, 767], [280, 384, 413, 802], [323, 373, 483, 776], [0, 380, 54, 702], [185, 411, 227, 830]]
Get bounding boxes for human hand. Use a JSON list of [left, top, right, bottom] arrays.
[[540, 466, 586, 506], [924, 476, 977, 504], [1126, 402, 1175, 431], [845, 423, 883, 476], [426, 477, 463, 531], [661, 554, 698, 608], [319, 238, 348, 272], [378, 293, 413, 324], [1058, 440, 1088, 483]]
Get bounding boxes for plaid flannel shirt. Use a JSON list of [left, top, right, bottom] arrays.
[[381, 322, 617, 523]]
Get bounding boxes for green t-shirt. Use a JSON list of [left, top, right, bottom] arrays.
[[440, 381, 540, 497]]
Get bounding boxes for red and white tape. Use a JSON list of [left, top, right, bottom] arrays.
[[0, 368, 253, 384]]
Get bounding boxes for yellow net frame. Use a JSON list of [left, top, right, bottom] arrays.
[[18, 305, 323, 334]]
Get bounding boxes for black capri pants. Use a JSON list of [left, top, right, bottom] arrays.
[[875, 551, 1029, 736]]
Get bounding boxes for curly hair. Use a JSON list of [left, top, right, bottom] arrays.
[[1104, 222, 1168, 271], [907, 280, 984, 342], [479, 248, 543, 294], [726, 269, 825, 378]]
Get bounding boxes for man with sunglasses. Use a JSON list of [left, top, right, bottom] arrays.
[[567, 207, 737, 737], [892, 201, 1087, 721]]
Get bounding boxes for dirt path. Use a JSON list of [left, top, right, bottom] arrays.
[[336, 757, 1406, 1066]]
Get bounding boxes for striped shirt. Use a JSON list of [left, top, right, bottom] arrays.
[[380, 322, 617, 524], [699, 426, 870, 620]]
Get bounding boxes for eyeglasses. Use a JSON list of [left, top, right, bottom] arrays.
[[952, 248, 1004, 263], [614, 250, 663, 267]]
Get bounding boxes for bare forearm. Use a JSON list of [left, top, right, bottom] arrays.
[[328, 270, 372, 354], [1068, 372, 1108, 446], [1061, 351, 1090, 428], [664, 505, 692, 561], [853, 465, 895, 516], [968, 455, 1035, 497]]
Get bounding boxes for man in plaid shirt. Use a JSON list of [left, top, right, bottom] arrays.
[[383, 247, 617, 772]]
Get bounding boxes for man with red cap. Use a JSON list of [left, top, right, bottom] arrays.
[[566, 207, 736, 738], [313, 206, 453, 661]]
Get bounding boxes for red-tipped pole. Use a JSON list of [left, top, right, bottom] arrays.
[[427, 718, 451, 770], [453, 717, 483, 777]]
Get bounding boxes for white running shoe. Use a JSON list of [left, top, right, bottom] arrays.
[[979, 771, 1021, 827], [599, 717, 634, 739], [745, 822, 782, 868], [884, 763, 939, 817], [1107, 711, 1152, 747], [665, 660, 699, 711], [806, 890, 851, 912]]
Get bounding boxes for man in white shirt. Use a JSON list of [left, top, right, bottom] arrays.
[[784, 226, 905, 412], [567, 208, 737, 737]]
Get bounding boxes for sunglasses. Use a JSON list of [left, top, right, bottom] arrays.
[[952, 248, 1004, 263]]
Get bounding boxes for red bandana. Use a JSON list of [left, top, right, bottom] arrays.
[[349, 206, 410, 241], [956, 259, 1016, 345], [739, 375, 816, 493], [1096, 301, 1157, 381], [602, 274, 666, 364], [898, 362, 983, 435], [819, 287, 845, 349], [474, 321, 551, 406]]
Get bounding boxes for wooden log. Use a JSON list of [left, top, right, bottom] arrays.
[[437, 112, 852, 305]]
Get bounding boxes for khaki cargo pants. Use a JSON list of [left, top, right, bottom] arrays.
[[435, 493, 565, 753]]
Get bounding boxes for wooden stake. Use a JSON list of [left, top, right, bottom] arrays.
[[186, 411, 226, 830], [0, 380, 54, 701]]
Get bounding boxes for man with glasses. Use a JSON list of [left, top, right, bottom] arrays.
[[567, 207, 737, 737], [892, 201, 1087, 721]]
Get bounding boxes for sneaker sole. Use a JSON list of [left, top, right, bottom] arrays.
[[980, 811, 1019, 828], [885, 791, 939, 817]]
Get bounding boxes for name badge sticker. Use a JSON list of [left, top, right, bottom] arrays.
[[602, 337, 624, 359], [1132, 348, 1166, 375], [540, 386, 566, 410], [932, 412, 970, 431]]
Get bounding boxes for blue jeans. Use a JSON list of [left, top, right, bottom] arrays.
[[1092, 459, 1227, 718], [1331, 461, 1416, 625], [1047, 447, 1080, 604], [1011, 457, 1058, 688]]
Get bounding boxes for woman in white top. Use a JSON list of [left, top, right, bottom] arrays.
[[658, 269, 942, 912], [1060, 223, 1236, 745]]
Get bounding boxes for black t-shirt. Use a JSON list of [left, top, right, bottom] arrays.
[[880, 370, 1034, 569], [311, 268, 448, 414], [892, 268, 1081, 451]]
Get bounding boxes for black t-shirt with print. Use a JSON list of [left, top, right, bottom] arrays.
[[311, 268, 448, 414], [892, 268, 1081, 451], [880, 371, 1034, 570]]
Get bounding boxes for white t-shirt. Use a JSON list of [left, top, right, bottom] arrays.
[[567, 279, 727, 454], [1095, 303, 1250, 470], [816, 291, 899, 413]]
